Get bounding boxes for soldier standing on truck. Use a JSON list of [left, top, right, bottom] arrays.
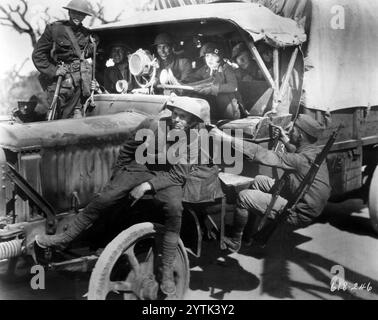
[[211, 114, 331, 253], [32, 0, 97, 120]]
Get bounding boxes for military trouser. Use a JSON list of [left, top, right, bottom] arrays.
[[231, 175, 301, 239], [36, 166, 183, 294], [45, 60, 92, 119], [47, 168, 183, 248]]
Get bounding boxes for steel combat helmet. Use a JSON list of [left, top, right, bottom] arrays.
[[166, 96, 211, 125], [153, 33, 174, 46], [63, 0, 93, 16]]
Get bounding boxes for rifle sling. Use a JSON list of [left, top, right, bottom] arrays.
[[63, 25, 85, 61]]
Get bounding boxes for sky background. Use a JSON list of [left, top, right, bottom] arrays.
[[0, 0, 149, 78]]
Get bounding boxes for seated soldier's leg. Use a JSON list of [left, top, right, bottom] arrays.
[[250, 175, 276, 193], [36, 171, 155, 250], [153, 186, 183, 295], [224, 189, 287, 252]]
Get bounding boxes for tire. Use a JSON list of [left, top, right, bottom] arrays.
[[88, 222, 190, 300], [369, 165, 378, 234]]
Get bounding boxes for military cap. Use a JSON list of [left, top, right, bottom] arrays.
[[203, 42, 224, 59], [295, 114, 323, 140]]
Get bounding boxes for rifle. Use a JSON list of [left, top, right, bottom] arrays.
[[83, 37, 98, 114], [252, 125, 341, 246], [47, 71, 63, 121]]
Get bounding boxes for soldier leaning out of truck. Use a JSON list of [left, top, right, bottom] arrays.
[[32, 0, 98, 120], [103, 42, 136, 93], [152, 33, 193, 89], [184, 42, 242, 120], [35, 96, 222, 296], [231, 42, 273, 113], [210, 114, 331, 253]]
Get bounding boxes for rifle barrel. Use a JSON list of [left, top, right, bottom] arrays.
[[47, 75, 63, 121]]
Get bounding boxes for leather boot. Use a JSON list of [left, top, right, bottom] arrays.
[[35, 211, 91, 250], [160, 231, 178, 296], [223, 232, 243, 253], [222, 206, 249, 253]]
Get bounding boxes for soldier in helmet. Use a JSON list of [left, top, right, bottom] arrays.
[[153, 33, 193, 86], [103, 42, 135, 93], [35, 96, 222, 297], [32, 0, 98, 119], [210, 114, 330, 253]]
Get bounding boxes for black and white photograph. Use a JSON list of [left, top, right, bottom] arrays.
[[0, 0, 377, 305]]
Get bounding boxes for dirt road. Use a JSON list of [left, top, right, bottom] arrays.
[[1, 199, 377, 300]]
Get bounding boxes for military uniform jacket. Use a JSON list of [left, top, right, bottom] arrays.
[[157, 55, 192, 83], [114, 116, 223, 203], [186, 63, 239, 95], [32, 20, 92, 79], [235, 140, 331, 225], [104, 65, 135, 93]]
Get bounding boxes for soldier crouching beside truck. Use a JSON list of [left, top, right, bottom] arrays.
[[32, 0, 98, 120], [210, 115, 332, 252]]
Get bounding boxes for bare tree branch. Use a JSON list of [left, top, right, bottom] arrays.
[[87, 1, 123, 26], [0, 0, 37, 47]]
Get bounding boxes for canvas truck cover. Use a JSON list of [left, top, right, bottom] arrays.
[[302, 0, 378, 112], [91, 2, 306, 47]]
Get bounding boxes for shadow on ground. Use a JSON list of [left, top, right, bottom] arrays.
[[189, 240, 260, 300]]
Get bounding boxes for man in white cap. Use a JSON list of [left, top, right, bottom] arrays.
[[35, 96, 222, 296], [211, 114, 331, 252], [32, 0, 96, 119]]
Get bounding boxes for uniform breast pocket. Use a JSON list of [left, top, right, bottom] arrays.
[[57, 39, 72, 50]]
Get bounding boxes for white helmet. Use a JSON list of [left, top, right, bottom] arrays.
[[166, 96, 210, 125]]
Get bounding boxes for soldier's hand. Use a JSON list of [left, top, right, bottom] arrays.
[[130, 182, 152, 201], [90, 80, 100, 92], [56, 65, 68, 77], [209, 127, 225, 139], [271, 125, 290, 144], [89, 34, 100, 45], [150, 58, 160, 69], [197, 85, 213, 95]]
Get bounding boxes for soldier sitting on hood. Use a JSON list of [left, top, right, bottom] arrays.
[[35, 96, 223, 297]]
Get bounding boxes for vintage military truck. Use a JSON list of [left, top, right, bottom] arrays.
[[0, 1, 377, 300]]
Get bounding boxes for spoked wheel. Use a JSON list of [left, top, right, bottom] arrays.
[[88, 222, 190, 300]]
